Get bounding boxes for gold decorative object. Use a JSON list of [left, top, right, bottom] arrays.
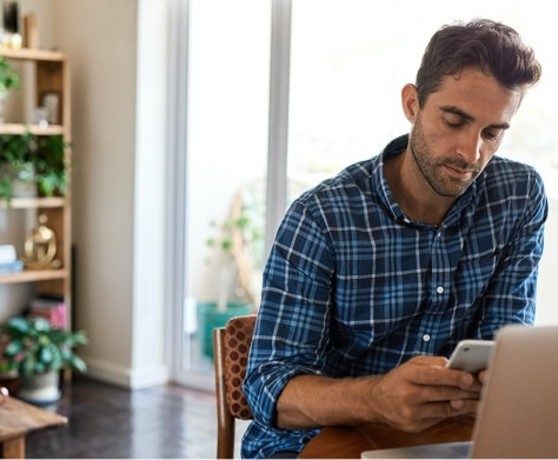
[[24, 214, 62, 269]]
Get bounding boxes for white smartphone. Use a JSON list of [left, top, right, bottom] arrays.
[[446, 339, 495, 373]]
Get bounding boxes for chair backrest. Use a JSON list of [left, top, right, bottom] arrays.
[[213, 314, 256, 459]]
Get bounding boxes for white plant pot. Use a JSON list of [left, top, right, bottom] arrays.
[[11, 176, 37, 198], [0, 163, 37, 198], [18, 370, 61, 405]]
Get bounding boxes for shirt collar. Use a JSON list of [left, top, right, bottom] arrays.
[[372, 134, 477, 229]]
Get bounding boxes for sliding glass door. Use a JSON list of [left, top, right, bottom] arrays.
[[173, 0, 558, 389], [177, 0, 272, 388]]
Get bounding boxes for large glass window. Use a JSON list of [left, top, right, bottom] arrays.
[[287, 0, 558, 200], [177, 0, 558, 388], [183, 0, 271, 386]]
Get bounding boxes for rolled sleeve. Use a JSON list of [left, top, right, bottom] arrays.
[[244, 198, 335, 428]]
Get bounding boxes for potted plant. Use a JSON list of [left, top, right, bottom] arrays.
[[1, 316, 87, 404], [0, 57, 20, 123], [0, 133, 67, 203], [0, 132, 36, 200], [0, 335, 19, 395], [33, 135, 67, 196], [198, 191, 264, 359]]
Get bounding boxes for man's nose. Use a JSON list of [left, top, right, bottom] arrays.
[[457, 132, 482, 165]]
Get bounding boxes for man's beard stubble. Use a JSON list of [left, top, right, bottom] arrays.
[[409, 116, 481, 198]]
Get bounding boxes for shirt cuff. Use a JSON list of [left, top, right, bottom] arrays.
[[244, 361, 322, 428]]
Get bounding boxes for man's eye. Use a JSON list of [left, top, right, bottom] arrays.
[[483, 131, 499, 141], [445, 120, 463, 129]]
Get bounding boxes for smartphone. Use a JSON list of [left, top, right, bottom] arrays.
[[446, 339, 495, 373]]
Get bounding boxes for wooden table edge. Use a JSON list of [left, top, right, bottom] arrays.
[[300, 418, 475, 458]]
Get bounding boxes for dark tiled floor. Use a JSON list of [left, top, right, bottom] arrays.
[[26, 377, 248, 458]]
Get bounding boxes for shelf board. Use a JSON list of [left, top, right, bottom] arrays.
[[0, 123, 64, 135], [0, 47, 65, 62], [0, 269, 67, 285], [0, 197, 66, 209]]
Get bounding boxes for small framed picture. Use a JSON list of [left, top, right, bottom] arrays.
[[41, 91, 61, 125]]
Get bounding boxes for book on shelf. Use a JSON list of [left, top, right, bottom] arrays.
[[0, 260, 24, 275], [28, 294, 68, 329]]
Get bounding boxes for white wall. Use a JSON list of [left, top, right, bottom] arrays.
[[51, 0, 139, 386], [131, 0, 168, 387], [535, 201, 558, 325]]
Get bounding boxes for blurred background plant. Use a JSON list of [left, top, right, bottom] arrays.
[[205, 190, 265, 310], [0, 133, 67, 202], [0, 57, 20, 123], [1, 316, 87, 377], [0, 57, 20, 93]]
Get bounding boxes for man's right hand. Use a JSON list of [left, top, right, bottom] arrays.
[[369, 355, 481, 433]]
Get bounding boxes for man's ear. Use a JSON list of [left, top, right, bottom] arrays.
[[401, 83, 420, 123]]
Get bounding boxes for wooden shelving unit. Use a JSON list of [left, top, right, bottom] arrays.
[[0, 269, 68, 285], [0, 197, 66, 209], [0, 48, 65, 62], [0, 123, 64, 135], [0, 48, 72, 326]]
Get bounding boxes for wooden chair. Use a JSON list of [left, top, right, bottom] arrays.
[[213, 314, 256, 459]]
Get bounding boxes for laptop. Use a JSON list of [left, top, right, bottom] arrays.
[[362, 325, 558, 458]]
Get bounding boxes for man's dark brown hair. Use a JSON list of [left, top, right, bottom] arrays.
[[416, 19, 541, 107]]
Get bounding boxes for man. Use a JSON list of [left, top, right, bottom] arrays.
[[242, 19, 547, 458]]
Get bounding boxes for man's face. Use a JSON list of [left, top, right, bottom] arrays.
[[408, 68, 523, 197]]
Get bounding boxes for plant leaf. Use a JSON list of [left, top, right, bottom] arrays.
[[4, 340, 22, 356], [71, 355, 87, 373], [39, 346, 54, 363], [7, 317, 30, 336]]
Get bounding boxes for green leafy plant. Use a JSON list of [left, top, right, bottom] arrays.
[[205, 203, 265, 308], [0, 133, 67, 202], [1, 316, 87, 377], [206, 206, 264, 263], [0, 57, 20, 93], [34, 135, 67, 196]]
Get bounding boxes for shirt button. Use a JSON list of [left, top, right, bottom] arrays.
[[436, 232, 442, 238], [422, 333, 431, 342], [436, 286, 445, 294]]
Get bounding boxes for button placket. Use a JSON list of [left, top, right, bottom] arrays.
[[429, 226, 450, 312]]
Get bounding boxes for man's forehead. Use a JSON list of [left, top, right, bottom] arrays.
[[427, 70, 523, 123]]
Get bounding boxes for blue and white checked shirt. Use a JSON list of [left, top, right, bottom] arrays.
[[242, 135, 548, 458]]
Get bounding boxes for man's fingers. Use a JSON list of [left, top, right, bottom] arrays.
[[410, 365, 476, 390], [450, 398, 479, 415], [419, 402, 458, 419], [417, 385, 480, 403], [420, 399, 479, 419], [410, 355, 449, 367]]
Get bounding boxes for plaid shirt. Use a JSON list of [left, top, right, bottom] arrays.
[[241, 135, 548, 458]]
